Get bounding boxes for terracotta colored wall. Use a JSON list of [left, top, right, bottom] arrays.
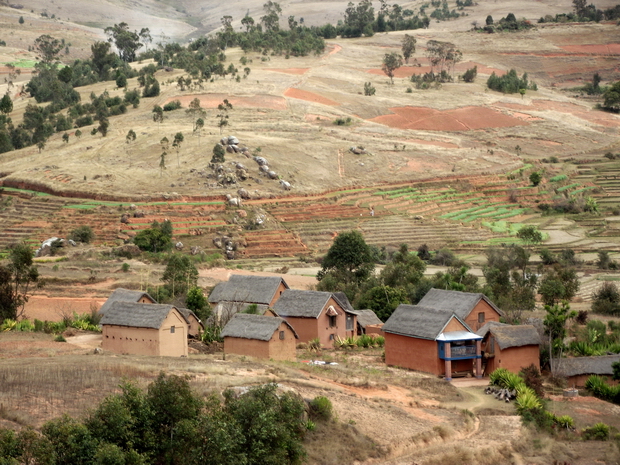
[[283, 316, 319, 345], [269, 282, 289, 306], [185, 314, 202, 338], [282, 297, 349, 349], [225, 337, 270, 359], [444, 317, 468, 332], [139, 296, 155, 304], [385, 334, 442, 375], [102, 326, 160, 356], [484, 345, 539, 375], [464, 300, 501, 331], [158, 311, 188, 357], [365, 324, 384, 336], [224, 322, 296, 361]]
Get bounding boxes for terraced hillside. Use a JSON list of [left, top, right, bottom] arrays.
[[0, 167, 606, 259]]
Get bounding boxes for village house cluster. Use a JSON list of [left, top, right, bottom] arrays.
[[97, 277, 619, 384]]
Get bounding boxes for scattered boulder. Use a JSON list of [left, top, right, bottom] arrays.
[[350, 146, 367, 155], [93, 347, 103, 354], [190, 246, 202, 255], [237, 209, 248, 218], [226, 145, 235, 153], [267, 170, 278, 180], [237, 188, 250, 199], [236, 168, 248, 181], [133, 210, 145, 218], [228, 135, 239, 145], [120, 213, 130, 224], [254, 156, 268, 166], [280, 180, 291, 190], [175, 241, 184, 250]]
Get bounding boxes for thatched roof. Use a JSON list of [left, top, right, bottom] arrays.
[[101, 302, 185, 329], [332, 292, 355, 313], [208, 275, 289, 305], [383, 304, 470, 340], [272, 290, 335, 318], [417, 289, 503, 319], [178, 308, 204, 328], [351, 309, 383, 328], [99, 288, 156, 314], [220, 313, 298, 341], [477, 322, 540, 349], [555, 354, 620, 377]]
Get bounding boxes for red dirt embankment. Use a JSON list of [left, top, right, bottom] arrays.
[[23, 296, 106, 322], [496, 100, 620, 128], [284, 88, 340, 106], [267, 68, 309, 75], [370, 106, 528, 131]]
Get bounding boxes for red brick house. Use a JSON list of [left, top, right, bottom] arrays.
[[476, 321, 540, 375], [208, 275, 289, 323], [98, 288, 157, 315], [272, 290, 357, 349], [417, 289, 503, 331], [383, 304, 483, 380], [101, 302, 188, 357], [220, 313, 298, 361]]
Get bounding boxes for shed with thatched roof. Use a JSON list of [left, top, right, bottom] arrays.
[[476, 321, 540, 375], [272, 290, 357, 349], [98, 288, 157, 315], [383, 304, 482, 380], [101, 302, 188, 357], [349, 309, 384, 335], [221, 313, 298, 361], [555, 354, 620, 387]]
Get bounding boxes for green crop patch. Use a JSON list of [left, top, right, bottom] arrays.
[[550, 174, 568, 182], [556, 183, 581, 192]]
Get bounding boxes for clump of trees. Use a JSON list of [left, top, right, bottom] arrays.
[[478, 13, 534, 32], [0, 375, 309, 465], [133, 220, 173, 253], [0, 243, 39, 324], [487, 69, 537, 94]]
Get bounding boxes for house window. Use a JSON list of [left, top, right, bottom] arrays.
[[279, 331, 285, 340], [346, 315, 353, 331], [478, 312, 485, 323], [170, 326, 176, 334], [329, 315, 337, 327]]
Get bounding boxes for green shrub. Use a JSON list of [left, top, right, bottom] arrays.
[[309, 396, 333, 421], [69, 225, 95, 243], [333, 117, 352, 126], [582, 422, 610, 440], [121, 263, 130, 272], [555, 415, 575, 430], [54, 334, 66, 342], [163, 100, 182, 111], [515, 387, 542, 413], [308, 337, 321, 352], [34, 319, 44, 332]]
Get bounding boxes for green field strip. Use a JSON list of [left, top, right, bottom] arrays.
[[0, 187, 52, 197], [571, 186, 596, 195], [556, 183, 581, 192], [550, 174, 568, 182]]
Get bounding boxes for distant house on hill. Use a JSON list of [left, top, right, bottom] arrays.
[[555, 354, 620, 387], [350, 309, 383, 336], [221, 313, 298, 361], [383, 304, 483, 380], [98, 288, 156, 315], [272, 290, 357, 349], [417, 288, 503, 331], [177, 308, 204, 338], [208, 275, 289, 322], [100, 302, 188, 357], [476, 321, 540, 375]]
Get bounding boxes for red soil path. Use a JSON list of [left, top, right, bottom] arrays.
[[284, 88, 339, 106], [369, 106, 528, 131], [496, 100, 620, 128], [266, 68, 309, 75], [559, 44, 620, 54], [164, 93, 287, 111]]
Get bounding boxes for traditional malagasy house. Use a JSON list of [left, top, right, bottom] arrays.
[[350, 309, 384, 336], [272, 290, 357, 349], [416, 288, 503, 331], [383, 304, 483, 380], [208, 275, 289, 321], [476, 321, 541, 375], [177, 308, 204, 338], [100, 302, 188, 357], [98, 288, 157, 315], [555, 354, 620, 387], [220, 313, 298, 361]]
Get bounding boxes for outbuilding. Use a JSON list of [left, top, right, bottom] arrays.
[[220, 313, 298, 361], [555, 354, 620, 387], [98, 288, 157, 315], [101, 302, 188, 357], [476, 321, 541, 375]]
